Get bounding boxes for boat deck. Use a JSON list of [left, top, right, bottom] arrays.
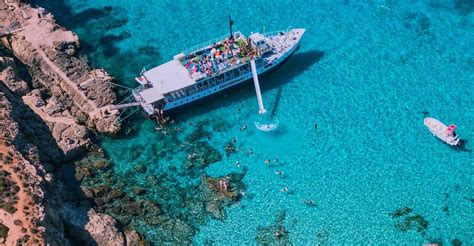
[[181, 34, 254, 80]]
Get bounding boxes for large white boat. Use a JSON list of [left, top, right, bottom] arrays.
[[424, 117, 464, 146], [132, 22, 305, 116]]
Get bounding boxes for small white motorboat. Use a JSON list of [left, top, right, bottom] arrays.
[[424, 117, 464, 146]]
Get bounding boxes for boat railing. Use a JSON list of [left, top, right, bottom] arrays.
[[262, 29, 289, 38], [131, 86, 146, 103], [182, 32, 243, 55]]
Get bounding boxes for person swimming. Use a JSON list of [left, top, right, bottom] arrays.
[[235, 161, 241, 167], [248, 149, 253, 155], [264, 159, 271, 164], [303, 199, 315, 206], [280, 187, 289, 193], [232, 137, 237, 143], [275, 170, 284, 176]]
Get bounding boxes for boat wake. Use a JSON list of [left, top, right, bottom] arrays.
[[255, 118, 279, 132]]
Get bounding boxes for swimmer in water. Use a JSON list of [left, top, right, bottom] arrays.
[[274, 170, 284, 176], [280, 187, 289, 193], [248, 149, 253, 155], [303, 199, 315, 206], [235, 161, 241, 167], [264, 159, 271, 164], [232, 137, 237, 143], [240, 124, 247, 131]]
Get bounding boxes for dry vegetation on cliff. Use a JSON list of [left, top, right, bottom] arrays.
[[0, 1, 147, 245]]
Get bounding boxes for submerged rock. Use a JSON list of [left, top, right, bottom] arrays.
[[255, 211, 291, 245], [184, 141, 222, 170], [92, 159, 111, 170], [132, 186, 146, 196], [133, 164, 147, 174], [315, 229, 330, 244], [451, 238, 462, 246], [389, 206, 413, 218], [390, 207, 429, 235], [92, 185, 110, 198]]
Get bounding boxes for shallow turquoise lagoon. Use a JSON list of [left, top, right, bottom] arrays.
[[38, 0, 473, 244]]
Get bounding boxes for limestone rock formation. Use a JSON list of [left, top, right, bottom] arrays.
[[0, 1, 132, 245], [0, 2, 121, 135], [0, 56, 29, 95], [84, 209, 126, 246]]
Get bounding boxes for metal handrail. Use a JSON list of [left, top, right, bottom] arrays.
[[181, 29, 292, 56], [262, 29, 288, 38]]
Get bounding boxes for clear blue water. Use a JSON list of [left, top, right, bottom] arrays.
[[38, 0, 474, 244]]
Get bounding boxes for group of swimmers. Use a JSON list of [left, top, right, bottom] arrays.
[[157, 119, 318, 211]]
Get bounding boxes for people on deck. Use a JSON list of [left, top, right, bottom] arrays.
[[184, 37, 247, 77]]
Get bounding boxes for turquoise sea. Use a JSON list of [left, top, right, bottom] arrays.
[[36, 0, 473, 244]]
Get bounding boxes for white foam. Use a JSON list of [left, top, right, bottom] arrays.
[[255, 118, 279, 132]]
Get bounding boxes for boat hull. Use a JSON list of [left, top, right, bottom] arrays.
[[161, 41, 302, 112], [424, 117, 460, 146]]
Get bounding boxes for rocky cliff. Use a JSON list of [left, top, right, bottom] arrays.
[[1, 2, 121, 138], [0, 1, 144, 245]]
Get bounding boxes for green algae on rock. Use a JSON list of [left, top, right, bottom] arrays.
[[390, 207, 429, 236], [74, 148, 246, 243], [255, 211, 292, 246]]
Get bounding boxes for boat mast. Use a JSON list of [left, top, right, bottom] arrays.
[[228, 13, 234, 40]]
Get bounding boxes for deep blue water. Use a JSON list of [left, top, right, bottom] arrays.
[[37, 0, 474, 244]]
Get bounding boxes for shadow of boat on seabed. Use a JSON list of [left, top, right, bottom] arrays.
[[171, 50, 326, 118]]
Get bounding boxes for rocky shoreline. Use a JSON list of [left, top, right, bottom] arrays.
[[0, 1, 248, 244], [0, 1, 145, 245]]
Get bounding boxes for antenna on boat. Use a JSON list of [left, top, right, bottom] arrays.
[[228, 12, 234, 40]]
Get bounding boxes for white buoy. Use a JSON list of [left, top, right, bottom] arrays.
[[250, 59, 266, 114]]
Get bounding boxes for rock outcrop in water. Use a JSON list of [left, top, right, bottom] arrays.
[[74, 149, 246, 243], [255, 211, 292, 245], [0, 1, 137, 245], [1, 1, 248, 244]]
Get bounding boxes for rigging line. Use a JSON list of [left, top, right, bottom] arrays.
[[106, 81, 134, 90], [118, 107, 141, 123], [118, 94, 135, 104]]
